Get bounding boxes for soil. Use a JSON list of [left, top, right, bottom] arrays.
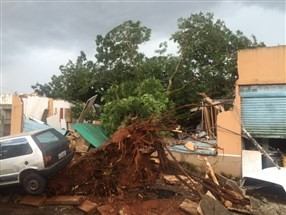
[[1, 179, 286, 215], [0, 178, 194, 214]]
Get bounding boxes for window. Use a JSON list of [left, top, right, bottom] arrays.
[[33, 130, 62, 151], [35, 130, 60, 143], [0, 138, 32, 159]]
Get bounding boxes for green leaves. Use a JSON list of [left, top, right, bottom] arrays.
[[100, 78, 172, 135], [169, 12, 265, 104], [95, 20, 151, 84]]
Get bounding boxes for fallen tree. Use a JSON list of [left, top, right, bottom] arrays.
[[48, 115, 250, 212], [48, 116, 176, 196]]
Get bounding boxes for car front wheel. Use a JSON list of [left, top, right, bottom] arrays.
[[22, 173, 47, 195]]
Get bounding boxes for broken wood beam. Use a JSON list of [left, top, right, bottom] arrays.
[[164, 146, 203, 198], [199, 92, 225, 112], [204, 157, 219, 185]]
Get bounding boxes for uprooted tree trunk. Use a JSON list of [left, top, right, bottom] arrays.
[[48, 116, 176, 196]]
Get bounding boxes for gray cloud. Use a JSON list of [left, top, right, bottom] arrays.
[[239, 0, 285, 12], [1, 1, 285, 93], [2, 1, 219, 48]]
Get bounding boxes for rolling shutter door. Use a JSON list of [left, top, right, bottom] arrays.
[[240, 85, 286, 138]]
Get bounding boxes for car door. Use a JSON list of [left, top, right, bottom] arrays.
[[0, 137, 33, 184]]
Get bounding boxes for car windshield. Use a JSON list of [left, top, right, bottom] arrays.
[[35, 131, 59, 143], [33, 130, 65, 150]]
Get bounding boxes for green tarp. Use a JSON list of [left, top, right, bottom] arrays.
[[73, 123, 108, 147]]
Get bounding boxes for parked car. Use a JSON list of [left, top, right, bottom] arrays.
[[0, 128, 74, 195]]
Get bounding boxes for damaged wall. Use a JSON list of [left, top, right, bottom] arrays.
[[22, 95, 49, 121], [46, 99, 72, 130], [7, 94, 73, 135]]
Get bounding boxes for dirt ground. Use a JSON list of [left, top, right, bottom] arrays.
[[1, 180, 286, 215], [0, 177, 195, 215]]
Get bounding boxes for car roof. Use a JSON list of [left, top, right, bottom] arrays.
[[0, 128, 54, 141]]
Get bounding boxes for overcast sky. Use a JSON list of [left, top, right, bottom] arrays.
[[1, 0, 285, 94]]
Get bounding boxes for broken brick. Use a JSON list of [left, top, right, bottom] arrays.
[[45, 195, 84, 205], [97, 204, 116, 215], [78, 199, 98, 214], [19, 195, 47, 207], [179, 198, 199, 214]]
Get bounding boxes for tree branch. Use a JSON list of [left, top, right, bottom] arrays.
[[124, 33, 138, 69], [166, 53, 183, 93], [166, 62, 221, 97]]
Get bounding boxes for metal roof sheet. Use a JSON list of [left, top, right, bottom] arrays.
[[73, 123, 108, 148], [23, 119, 66, 135]]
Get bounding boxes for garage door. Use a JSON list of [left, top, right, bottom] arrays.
[[240, 85, 286, 138]]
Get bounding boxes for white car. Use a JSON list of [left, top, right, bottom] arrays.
[[0, 128, 74, 195]]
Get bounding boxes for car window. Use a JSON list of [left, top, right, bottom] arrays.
[[33, 130, 63, 150], [35, 130, 60, 143], [0, 138, 33, 160]]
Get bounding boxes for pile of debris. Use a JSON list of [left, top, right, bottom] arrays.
[[48, 116, 175, 196], [47, 115, 251, 214]]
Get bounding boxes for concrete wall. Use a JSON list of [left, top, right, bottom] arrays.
[[237, 46, 286, 85], [1, 95, 13, 136], [171, 152, 242, 179], [47, 99, 72, 130], [0, 94, 13, 104], [216, 86, 242, 177], [10, 95, 23, 135], [20, 95, 72, 130], [22, 95, 49, 121]]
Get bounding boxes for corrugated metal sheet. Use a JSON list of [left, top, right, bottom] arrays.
[[240, 85, 286, 138], [73, 123, 108, 148], [169, 140, 217, 156], [23, 119, 66, 135]]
